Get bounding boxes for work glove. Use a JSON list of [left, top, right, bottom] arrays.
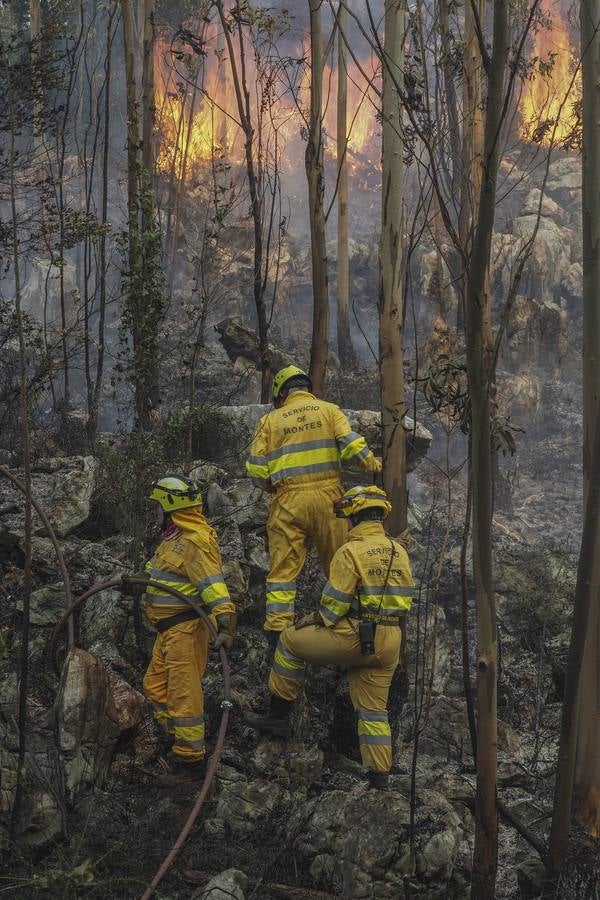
[[294, 611, 323, 630], [119, 572, 149, 597], [213, 613, 235, 652], [360, 452, 382, 474]]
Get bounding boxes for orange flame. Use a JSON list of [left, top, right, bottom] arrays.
[[519, 2, 581, 146], [155, 33, 380, 180]]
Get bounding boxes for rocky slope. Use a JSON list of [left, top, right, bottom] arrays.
[[0, 383, 580, 899]]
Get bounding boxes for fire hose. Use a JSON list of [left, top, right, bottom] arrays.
[[0, 464, 75, 649], [50, 577, 233, 900]]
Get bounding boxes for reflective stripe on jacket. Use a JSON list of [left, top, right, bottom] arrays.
[[145, 527, 235, 623], [246, 390, 379, 490], [319, 521, 415, 626]]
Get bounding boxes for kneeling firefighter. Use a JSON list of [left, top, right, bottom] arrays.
[[245, 485, 415, 790], [122, 476, 236, 784], [246, 365, 382, 650]]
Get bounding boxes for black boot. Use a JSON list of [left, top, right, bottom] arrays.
[[266, 630, 281, 654], [367, 770, 389, 791], [154, 751, 207, 786], [244, 694, 293, 738]]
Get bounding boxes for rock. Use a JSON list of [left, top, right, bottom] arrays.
[[516, 856, 546, 898], [0, 456, 97, 543], [496, 370, 541, 423], [216, 765, 291, 836], [290, 785, 464, 897], [18, 582, 67, 626], [405, 605, 453, 697], [188, 461, 229, 488], [504, 296, 566, 369], [251, 741, 324, 789], [244, 532, 270, 573], [55, 649, 143, 798], [195, 868, 248, 900], [563, 262, 582, 302], [205, 478, 269, 531], [222, 559, 249, 607], [215, 317, 292, 371], [546, 156, 581, 193], [522, 188, 562, 219]]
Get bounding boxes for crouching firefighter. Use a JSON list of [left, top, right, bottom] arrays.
[[245, 486, 414, 790], [121, 476, 236, 785]]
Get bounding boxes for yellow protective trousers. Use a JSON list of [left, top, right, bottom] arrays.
[[265, 480, 347, 632], [269, 617, 401, 772], [143, 618, 208, 763]]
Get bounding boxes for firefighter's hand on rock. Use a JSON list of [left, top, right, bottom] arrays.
[[119, 572, 149, 597]]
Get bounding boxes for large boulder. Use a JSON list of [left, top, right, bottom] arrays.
[[55, 649, 144, 799], [290, 785, 465, 897], [215, 317, 294, 372], [0, 456, 97, 544]]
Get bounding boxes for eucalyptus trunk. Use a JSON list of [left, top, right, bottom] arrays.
[[458, 0, 485, 333], [306, 0, 329, 396], [215, 0, 271, 401], [336, 1, 356, 369], [379, 0, 407, 536], [466, 0, 509, 894], [548, 0, 600, 871]]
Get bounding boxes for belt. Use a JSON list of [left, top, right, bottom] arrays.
[[153, 608, 200, 633], [347, 610, 401, 627]]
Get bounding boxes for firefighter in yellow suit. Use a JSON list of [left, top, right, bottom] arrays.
[[246, 365, 381, 647], [245, 486, 414, 790], [122, 476, 236, 784]]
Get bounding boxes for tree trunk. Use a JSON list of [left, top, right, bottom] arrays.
[[458, 0, 485, 333], [575, 0, 600, 839], [306, 0, 329, 397], [141, 0, 155, 190], [466, 0, 509, 894], [336, 1, 356, 370], [88, 0, 116, 444], [215, 0, 271, 402], [30, 0, 42, 151], [122, 0, 140, 275], [548, 0, 600, 870], [7, 72, 33, 843], [379, 0, 407, 537]]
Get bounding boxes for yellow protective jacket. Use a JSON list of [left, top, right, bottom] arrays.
[[319, 520, 415, 626], [144, 508, 235, 623], [246, 390, 380, 490]]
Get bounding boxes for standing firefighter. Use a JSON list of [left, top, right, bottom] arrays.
[[246, 365, 381, 647], [122, 476, 235, 784], [245, 486, 414, 790]]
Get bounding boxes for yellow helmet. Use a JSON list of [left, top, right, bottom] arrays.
[[333, 485, 392, 519], [149, 476, 202, 512], [272, 365, 312, 400]]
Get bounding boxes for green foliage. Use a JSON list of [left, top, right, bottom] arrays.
[[90, 406, 236, 537], [90, 432, 167, 537], [160, 405, 239, 462], [115, 173, 167, 431]]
